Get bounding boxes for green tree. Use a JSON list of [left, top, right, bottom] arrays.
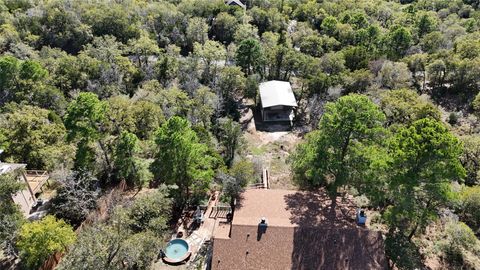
[[0, 56, 65, 111], [377, 61, 412, 89], [131, 100, 165, 140], [127, 187, 172, 235], [420, 31, 444, 53], [127, 30, 160, 70], [114, 131, 151, 188], [380, 89, 440, 126], [460, 135, 480, 186], [235, 38, 264, 75], [320, 16, 338, 36], [58, 222, 159, 270], [216, 117, 242, 167], [84, 3, 139, 43], [186, 17, 209, 50], [343, 45, 371, 71], [211, 12, 238, 44], [58, 188, 171, 270], [64, 92, 109, 172], [291, 94, 386, 200], [154, 45, 180, 87], [403, 53, 428, 92], [194, 40, 226, 84], [217, 66, 246, 117], [81, 36, 140, 98], [384, 26, 412, 60], [0, 104, 73, 170], [0, 172, 25, 257], [385, 118, 465, 240], [320, 52, 345, 75], [234, 23, 259, 43], [105, 96, 136, 135], [39, 2, 92, 54], [415, 11, 438, 37], [17, 215, 76, 269], [157, 86, 192, 119], [230, 159, 256, 186], [191, 86, 218, 128], [426, 59, 447, 93], [298, 34, 324, 57], [342, 69, 373, 94], [150, 117, 215, 206]]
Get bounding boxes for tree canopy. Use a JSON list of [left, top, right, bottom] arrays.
[[17, 216, 76, 269], [150, 116, 216, 205], [291, 94, 386, 197]]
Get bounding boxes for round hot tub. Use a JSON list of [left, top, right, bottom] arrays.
[[163, 239, 191, 264]]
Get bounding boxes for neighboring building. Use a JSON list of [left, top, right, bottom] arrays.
[[0, 163, 49, 216], [212, 189, 387, 270], [259, 81, 298, 123], [225, 0, 246, 9]]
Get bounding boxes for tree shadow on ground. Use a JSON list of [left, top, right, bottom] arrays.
[[284, 190, 388, 270], [384, 232, 423, 270]]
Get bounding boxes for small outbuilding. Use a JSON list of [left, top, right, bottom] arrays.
[[224, 0, 246, 9], [259, 80, 298, 123]]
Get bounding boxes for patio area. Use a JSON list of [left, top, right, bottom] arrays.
[[153, 191, 228, 270]]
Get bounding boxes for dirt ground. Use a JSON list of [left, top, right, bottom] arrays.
[[242, 120, 302, 190]]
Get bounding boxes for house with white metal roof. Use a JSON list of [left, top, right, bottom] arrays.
[[0, 162, 49, 216], [259, 80, 298, 123], [225, 0, 246, 9]]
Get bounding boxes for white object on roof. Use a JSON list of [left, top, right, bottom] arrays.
[[259, 81, 298, 108]]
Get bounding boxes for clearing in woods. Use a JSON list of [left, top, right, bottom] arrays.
[[243, 127, 302, 190]]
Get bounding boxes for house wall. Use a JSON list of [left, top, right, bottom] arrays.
[[269, 105, 284, 110], [12, 188, 35, 216], [262, 107, 294, 122]]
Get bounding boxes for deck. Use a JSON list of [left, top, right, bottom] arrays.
[[25, 170, 49, 194]]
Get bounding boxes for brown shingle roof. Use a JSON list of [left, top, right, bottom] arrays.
[[212, 189, 387, 270], [233, 189, 298, 227]]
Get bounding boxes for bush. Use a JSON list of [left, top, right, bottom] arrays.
[[230, 159, 256, 186], [448, 112, 458, 125], [17, 216, 76, 269], [439, 221, 480, 268], [457, 186, 480, 233], [126, 187, 172, 235], [471, 92, 480, 113]]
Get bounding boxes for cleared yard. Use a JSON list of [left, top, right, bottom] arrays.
[[243, 127, 302, 190]]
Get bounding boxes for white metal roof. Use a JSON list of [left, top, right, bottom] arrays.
[[225, 0, 246, 8], [0, 163, 26, 175], [259, 81, 298, 108]]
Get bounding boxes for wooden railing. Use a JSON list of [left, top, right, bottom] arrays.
[[25, 170, 49, 178], [248, 183, 266, 189], [24, 170, 49, 194], [209, 205, 232, 219], [247, 168, 269, 189]]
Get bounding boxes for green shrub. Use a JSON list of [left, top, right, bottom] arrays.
[[439, 221, 480, 268], [448, 112, 458, 125], [17, 216, 76, 269], [458, 186, 480, 233]]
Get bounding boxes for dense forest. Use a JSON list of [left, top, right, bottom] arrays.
[[0, 0, 480, 269]]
